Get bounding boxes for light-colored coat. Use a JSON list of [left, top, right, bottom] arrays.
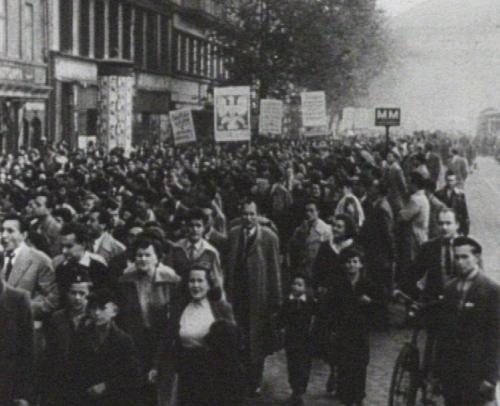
[[94, 231, 126, 264], [399, 190, 430, 263], [1, 244, 58, 318], [225, 224, 282, 362]]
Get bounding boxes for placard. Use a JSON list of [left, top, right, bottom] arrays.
[[169, 109, 197, 145], [214, 86, 251, 142], [259, 99, 283, 136], [301, 91, 327, 127]]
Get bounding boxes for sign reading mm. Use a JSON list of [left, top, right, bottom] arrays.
[[375, 108, 401, 126]]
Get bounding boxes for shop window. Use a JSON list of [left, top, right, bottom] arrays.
[[80, 0, 91, 57], [122, 4, 131, 60], [60, 0, 73, 53], [109, 0, 119, 58], [95, 0, 105, 59]]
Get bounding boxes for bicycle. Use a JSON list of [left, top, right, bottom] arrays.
[[388, 291, 442, 406]]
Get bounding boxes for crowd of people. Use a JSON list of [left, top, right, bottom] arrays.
[[0, 131, 498, 406]]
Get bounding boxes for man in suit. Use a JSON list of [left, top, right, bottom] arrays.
[[289, 200, 332, 279], [436, 237, 500, 406], [225, 198, 282, 396], [436, 170, 470, 236], [0, 279, 33, 406], [87, 208, 126, 264], [201, 204, 228, 258], [1, 214, 59, 319]]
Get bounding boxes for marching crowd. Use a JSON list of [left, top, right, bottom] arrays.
[[0, 132, 498, 406]]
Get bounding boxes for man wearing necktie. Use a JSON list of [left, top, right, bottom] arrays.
[[435, 237, 500, 406]]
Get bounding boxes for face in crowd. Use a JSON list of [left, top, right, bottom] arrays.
[[454, 244, 480, 278], [61, 233, 86, 263], [438, 210, 459, 240], [135, 244, 159, 273], [188, 269, 210, 302], [1, 219, 26, 252], [445, 174, 457, 189], [188, 219, 205, 243], [67, 283, 90, 313], [304, 203, 319, 224], [242, 202, 258, 230]]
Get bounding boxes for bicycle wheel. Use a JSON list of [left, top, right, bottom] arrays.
[[388, 343, 419, 406]]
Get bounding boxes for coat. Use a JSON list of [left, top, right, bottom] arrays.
[[1, 243, 59, 319], [436, 273, 500, 402], [435, 187, 470, 236], [94, 232, 126, 264], [225, 224, 282, 361], [427, 193, 448, 239], [383, 162, 407, 213], [70, 321, 141, 406], [398, 190, 430, 266], [426, 152, 441, 185], [118, 263, 181, 374], [289, 219, 332, 279], [35, 215, 62, 257], [448, 155, 469, 186], [0, 279, 34, 404]]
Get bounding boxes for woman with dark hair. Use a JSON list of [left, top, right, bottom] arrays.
[[117, 236, 181, 406], [311, 213, 358, 394], [151, 266, 237, 405], [333, 247, 381, 406]]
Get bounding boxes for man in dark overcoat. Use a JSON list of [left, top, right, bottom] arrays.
[[435, 237, 500, 406], [225, 198, 282, 396], [0, 279, 34, 406]]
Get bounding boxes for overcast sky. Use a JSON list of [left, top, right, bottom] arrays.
[[378, 0, 428, 16]]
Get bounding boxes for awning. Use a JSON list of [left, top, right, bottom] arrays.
[[0, 81, 51, 99]]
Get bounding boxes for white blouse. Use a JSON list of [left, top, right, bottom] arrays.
[[179, 298, 215, 348]]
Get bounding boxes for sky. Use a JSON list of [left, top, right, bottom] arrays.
[[377, 0, 428, 16]]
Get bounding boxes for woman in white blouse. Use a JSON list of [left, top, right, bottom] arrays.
[[151, 265, 235, 405]]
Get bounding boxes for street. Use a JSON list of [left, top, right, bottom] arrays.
[[259, 156, 500, 405]]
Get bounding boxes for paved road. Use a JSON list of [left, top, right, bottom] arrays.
[[258, 156, 500, 405]]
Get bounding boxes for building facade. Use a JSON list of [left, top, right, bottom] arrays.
[[0, 0, 50, 153], [50, 0, 229, 150]]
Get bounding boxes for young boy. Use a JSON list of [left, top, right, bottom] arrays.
[[74, 288, 141, 406], [278, 273, 316, 405]]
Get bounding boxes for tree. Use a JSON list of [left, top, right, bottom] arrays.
[[215, 0, 389, 123]]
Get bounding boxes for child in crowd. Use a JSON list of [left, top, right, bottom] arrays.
[[278, 273, 317, 405]]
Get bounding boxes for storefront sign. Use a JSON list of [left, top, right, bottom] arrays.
[[375, 108, 401, 127], [259, 99, 283, 136], [214, 86, 251, 142], [169, 109, 197, 145], [301, 91, 327, 127]]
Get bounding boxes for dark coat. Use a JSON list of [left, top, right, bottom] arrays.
[[359, 196, 395, 270], [436, 273, 500, 401], [278, 295, 316, 351], [70, 322, 141, 406], [435, 187, 470, 236], [0, 280, 34, 404]]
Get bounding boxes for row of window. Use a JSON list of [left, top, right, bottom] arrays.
[[0, 0, 36, 61], [174, 30, 229, 80], [60, 1, 230, 80]]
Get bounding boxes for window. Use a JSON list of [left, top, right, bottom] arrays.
[[133, 9, 144, 67], [0, 0, 6, 55], [176, 32, 182, 72], [80, 0, 91, 57], [160, 15, 169, 71], [109, 0, 119, 58], [94, 0, 105, 59], [146, 12, 158, 70], [200, 42, 206, 77], [122, 4, 131, 60], [60, 0, 73, 53], [23, 3, 34, 61], [207, 43, 213, 78], [184, 36, 190, 73], [192, 38, 198, 75]]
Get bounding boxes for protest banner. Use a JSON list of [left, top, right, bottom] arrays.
[[169, 109, 196, 145], [259, 99, 283, 136], [301, 91, 327, 127], [214, 86, 251, 142]]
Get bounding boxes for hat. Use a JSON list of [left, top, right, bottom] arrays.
[[68, 264, 92, 286], [88, 288, 118, 308]]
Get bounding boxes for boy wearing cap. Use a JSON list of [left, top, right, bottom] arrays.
[[43, 269, 93, 405]]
